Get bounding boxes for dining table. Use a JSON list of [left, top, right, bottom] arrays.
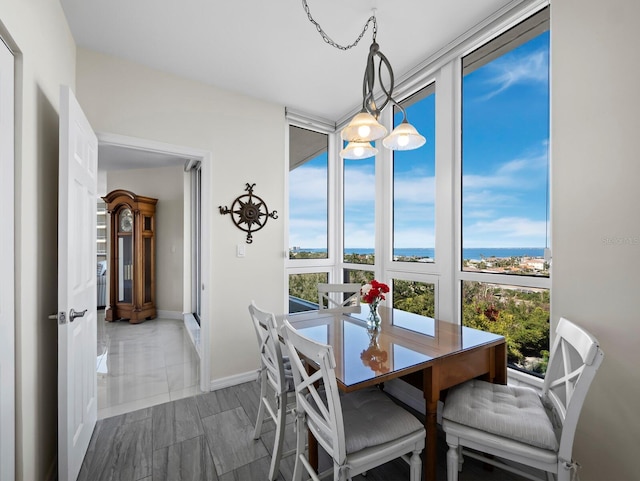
[[281, 305, 507, 481]]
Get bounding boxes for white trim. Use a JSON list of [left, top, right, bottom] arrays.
[[96, 132, 212, 393], [210, 370, 259, 391], [0, 37, 15, 481], [285, 108, 336, 133]]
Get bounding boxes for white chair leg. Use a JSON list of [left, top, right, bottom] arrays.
[[446, 439, 460, 481], [409, 449, 422, 481], [267, 393, 286, 481], [253, 372, 267, 439], [292, 411, 306, 481]]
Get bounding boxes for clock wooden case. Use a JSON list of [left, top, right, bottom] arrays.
[[103, 189, 158, 323]]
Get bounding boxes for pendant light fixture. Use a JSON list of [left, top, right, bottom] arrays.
[[301, 1, 426, 159]]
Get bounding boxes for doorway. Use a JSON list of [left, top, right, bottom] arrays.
[[95, 132, 211, 417]]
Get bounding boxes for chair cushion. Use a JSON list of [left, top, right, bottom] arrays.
[[443, 380, 558, 451], [340, 388, 424, 454]]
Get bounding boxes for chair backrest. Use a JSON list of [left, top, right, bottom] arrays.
[[542, 317, 604, 459], [249, 301, 287, 396], [317, 283, 361, 313], [281, 319, 348, 465]]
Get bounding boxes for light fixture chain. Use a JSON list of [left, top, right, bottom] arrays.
[[302, 0, 376, 51]]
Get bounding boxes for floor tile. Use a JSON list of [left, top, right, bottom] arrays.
[[218, 455, 286, 481], [167, 361, 199, 391], [78, 416, 152, 481], [152, 435, 218, 481], [98, 393, 172, 420], [98, 366, 169, 407], [194, 386, 242, 419], [202, 406, 269, 475], [152, 397, 204, 450], [170, 385, 203, 402]]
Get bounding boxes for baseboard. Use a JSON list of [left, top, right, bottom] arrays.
[[157, 309, 182, 320], [210, 370, 259, 391]]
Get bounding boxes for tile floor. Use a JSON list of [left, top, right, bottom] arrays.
[[81, 379, 531, 481], [97, 311, 201, 419]]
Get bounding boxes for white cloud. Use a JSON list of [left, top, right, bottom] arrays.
[[393, 176, 435, 204], [481, 49, 548, 99]]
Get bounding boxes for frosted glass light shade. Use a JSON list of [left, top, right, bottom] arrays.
[[340, 141, 378, 159], [382, 121, 426, 150], [341, 112, 387, 142]]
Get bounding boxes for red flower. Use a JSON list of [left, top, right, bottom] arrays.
[[360, 280, 390, 305]]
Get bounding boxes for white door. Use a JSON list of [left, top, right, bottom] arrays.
[[58, 85, 98, 481], [0, 38, 15, 481]]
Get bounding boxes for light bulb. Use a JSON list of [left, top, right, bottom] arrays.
[[353, 146, 364, 158], [397, 135, 410, 147], [358, 125, 371, 138]]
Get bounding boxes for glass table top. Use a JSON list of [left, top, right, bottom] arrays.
[[286, 306, 504, 388]]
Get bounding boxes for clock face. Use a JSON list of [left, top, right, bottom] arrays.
[[119, 208, 133, 232]]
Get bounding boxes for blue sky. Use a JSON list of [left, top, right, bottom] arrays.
[[289, 32, 550, 251]]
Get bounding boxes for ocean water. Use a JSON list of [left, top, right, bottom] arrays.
[[295, 247, 545, 260]]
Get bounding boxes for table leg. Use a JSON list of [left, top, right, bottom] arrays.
[[424, 398, 438, 481], [423, 365, 439, 481]]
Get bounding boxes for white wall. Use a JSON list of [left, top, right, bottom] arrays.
[[107, 165, 185, 313], [551, 0, 640, 479], [0, 1, 76, 479], [76, 48, 286, 382]]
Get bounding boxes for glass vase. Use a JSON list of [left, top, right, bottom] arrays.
[[367, 301, 381, 330]]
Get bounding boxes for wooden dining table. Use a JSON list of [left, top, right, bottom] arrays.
[[282, 305, 507, 481]]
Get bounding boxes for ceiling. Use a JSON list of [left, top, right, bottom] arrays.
[[60, 0, 515, 169]]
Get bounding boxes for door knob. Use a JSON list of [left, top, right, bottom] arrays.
[[69, 308, 88, 322]]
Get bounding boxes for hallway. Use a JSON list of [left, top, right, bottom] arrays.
[[97, 312, 201, 419]]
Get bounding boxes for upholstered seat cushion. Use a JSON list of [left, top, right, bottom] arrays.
[[339, 388, 424, 454], [443, 379, 558, 451]]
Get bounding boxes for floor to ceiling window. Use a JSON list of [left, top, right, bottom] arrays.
[[343, 148, 376, 267], [287, 125, 331, 312], [460, 6, 550, 376]]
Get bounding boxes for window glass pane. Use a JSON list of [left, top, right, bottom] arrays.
[[343, 268, 374, 286], [289, 126, 328, 259], [118, 235, 133, 303], [461, 19, 550, 277], [393, 85, 436, 263], [393, 279, 435, 318], [288, 272, 328, 313], [462, 281, 550, 376], [343, 153, 375, 265]]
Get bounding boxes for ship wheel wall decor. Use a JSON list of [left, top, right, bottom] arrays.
[[219, 183, 278, 244]]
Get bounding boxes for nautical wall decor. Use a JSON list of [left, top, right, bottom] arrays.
[[219, 183, 278, 244]]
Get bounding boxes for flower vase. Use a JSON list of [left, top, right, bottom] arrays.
[[367, 301, 381, 329]]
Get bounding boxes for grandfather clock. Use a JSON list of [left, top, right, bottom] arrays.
[[103, 189, 157, 323]]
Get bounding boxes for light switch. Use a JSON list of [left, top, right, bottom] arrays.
[[237, 243, 246, 258]]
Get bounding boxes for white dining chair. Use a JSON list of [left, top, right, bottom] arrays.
[[442, 317, 604, 481], [281, 318, 425, 481], [317, 283, 361, 313], [248, 301, 296, 481]]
